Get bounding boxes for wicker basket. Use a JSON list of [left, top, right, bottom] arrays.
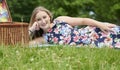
[[0, 22, 29, 45]]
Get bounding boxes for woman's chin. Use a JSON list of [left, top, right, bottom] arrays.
[[41, 26, 49, 30]]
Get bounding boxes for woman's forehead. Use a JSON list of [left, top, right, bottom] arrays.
[[35, 11, 48, 17], [35, 11, 50, 20]]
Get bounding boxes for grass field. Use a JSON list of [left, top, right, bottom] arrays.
[[0, 44, 120, 70]]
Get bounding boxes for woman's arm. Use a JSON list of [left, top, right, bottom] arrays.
[[56, 16, 116, 33], [56, 16, 98, 26], [29, 22, 40, 33]]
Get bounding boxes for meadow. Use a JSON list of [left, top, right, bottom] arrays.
[[0, 44, 120, 70]]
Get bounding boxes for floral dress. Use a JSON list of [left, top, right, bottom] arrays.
[[45, 20, 120, 48]]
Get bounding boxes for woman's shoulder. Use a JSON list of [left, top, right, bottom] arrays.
[[53, 16, 69, 24], [54, 16, 70, 21], [53, 19, 64, 24]]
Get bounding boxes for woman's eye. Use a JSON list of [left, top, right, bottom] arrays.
[[37, 18, 41, 21], [43, 16, 46, 19]]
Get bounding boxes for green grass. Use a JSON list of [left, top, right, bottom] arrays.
[[0, 45, 120, 70]]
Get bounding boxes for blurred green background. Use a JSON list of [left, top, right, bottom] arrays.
[[7, 0, 120, 25]]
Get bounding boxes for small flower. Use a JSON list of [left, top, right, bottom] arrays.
[[30, 58, 34, 62]]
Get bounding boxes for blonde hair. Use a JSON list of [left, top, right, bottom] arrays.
[[29, 6, 53, 27]]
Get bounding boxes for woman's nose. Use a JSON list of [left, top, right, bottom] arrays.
[[41, 19, 45, 23]]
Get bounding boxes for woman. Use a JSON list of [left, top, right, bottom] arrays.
[[29, 6, 120, 48]]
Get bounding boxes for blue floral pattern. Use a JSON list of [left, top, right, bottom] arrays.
[[45, 20, 120, 48]]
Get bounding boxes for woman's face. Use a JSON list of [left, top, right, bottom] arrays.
[[35, 11, 51, 31]]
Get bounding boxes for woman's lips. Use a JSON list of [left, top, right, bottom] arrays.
[[41, 23, 46, 26]]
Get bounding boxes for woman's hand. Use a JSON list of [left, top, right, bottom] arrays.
[[97, 22, 117, 33], [29, 22, 40, 32]]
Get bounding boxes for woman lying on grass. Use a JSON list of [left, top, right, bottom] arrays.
[[29, 6, 120, 48]]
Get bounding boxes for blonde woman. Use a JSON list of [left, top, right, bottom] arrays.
[[29, 6, 120, 48]]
